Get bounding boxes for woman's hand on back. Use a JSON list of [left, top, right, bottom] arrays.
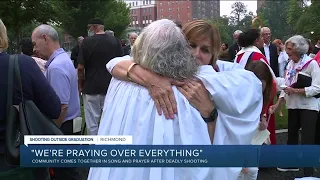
[[147, 74, 184, 119], [177, 79, 214, 118]]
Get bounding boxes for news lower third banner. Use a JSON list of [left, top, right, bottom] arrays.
[[20, 135, 320, 168]]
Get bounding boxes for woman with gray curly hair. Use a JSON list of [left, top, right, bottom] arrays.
[[270, 35, 320, 177], [88, 19, 263, 180]]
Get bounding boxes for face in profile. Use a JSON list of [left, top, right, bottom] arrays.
[[221, 43, 227, 50], [31, 32, 49, 60], [233, 33, 240, 43], [255, 33, 264, 49], [285, 42, 300, 61], [189, 37, 213, 65]]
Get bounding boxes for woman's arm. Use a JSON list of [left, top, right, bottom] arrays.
[[110, 59, 154, 87], [177, 80, 215, 117], [269, 96, 285, 114], [177, 80, 216, 144]]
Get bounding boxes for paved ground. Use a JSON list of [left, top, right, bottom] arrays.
[[257, 132, 320, 180]]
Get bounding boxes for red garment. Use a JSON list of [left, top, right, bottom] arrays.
[[236, 51, 277, 145], [314, 51, 320, 64]]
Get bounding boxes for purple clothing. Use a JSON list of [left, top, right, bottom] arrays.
[[0, 53, 61, 153], [45, 48, 80, 121]]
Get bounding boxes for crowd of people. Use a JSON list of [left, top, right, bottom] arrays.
[[0, 16, 319, 180]]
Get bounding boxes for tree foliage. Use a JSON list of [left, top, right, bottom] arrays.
[[286, 0, 304, 30], [0, 0, 56, 52], [287, 0, 320, 39], [208, 16, 232, 45], [229, 2, 248, 26], [258, 1, 294, 40], [55, 0, 130, 39], [237, 11, 254, 31]]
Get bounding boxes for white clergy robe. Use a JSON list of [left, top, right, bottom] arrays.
[[88, 56, 263, 180]]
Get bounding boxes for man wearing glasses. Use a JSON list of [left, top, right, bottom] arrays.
[[259, 27, 280, 77]]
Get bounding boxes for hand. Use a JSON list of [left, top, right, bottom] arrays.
[[284, 87, 297, 95], [258, 114, 268, 131], [177, 79, 214, 118], [268, 104, 278, 115], [147, 75, 184, 119], [241, 168, 248, 174], [78, 88, 82, 96], [279, 43, 285, 51]]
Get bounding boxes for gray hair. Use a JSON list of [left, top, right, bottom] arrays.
[[105, 30, 114, 36], [34, 24, 59, 41], [129, 32, 138, 38], [132, 19, 199, 80], [261, 27, 271, 33], [285, 35, 309, 55], [233, 30, 242, 36], [77, 36, 84, 41]]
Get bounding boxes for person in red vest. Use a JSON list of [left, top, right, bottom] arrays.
[[314, 50, 320, 146], [234, 28, 278, 145], [314, 50, 320, 63]]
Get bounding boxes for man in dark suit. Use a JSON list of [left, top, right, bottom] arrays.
[[228, 30, 242, 61], [123, 32, 138, 55], [259, 27, 279, 77]]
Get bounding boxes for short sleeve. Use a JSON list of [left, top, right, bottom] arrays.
[[46, 67, 71, 104], [106, 55, 132, 74], [77, 43, 85, 65]]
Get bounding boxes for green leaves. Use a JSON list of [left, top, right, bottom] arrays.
[[286, 0, 319, 39], [258, 1, 293, 40], [0, 0, 57, 52], [57, 0, 130, 38], [207, 17, 232, 45]]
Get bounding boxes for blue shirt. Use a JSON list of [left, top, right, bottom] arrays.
[[0, 53, 61, 153], [45, 48, 81, 121]]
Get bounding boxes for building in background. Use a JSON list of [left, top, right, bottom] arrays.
[[157, 0, 220, 25], [126, 0, 157, 28], [257, 0, 266, 12]]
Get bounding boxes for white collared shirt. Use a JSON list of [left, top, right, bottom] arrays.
[[263, 43, 271, 64], [278, 51, 289, 64], [279, 58, 320, 111]]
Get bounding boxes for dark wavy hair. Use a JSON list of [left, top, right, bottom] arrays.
[[238, 29, 261, 48], [19, 37, 33, 56], [245, 60, 273, 106]]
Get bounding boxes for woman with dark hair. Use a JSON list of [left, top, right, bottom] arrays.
[[219, 43, 230, 61], [234, 29, 266, 65], [238, 60, 274, 180], [234, 28, 278, 147], [221, 43, 228, 50], [19, 37, 46, 73]]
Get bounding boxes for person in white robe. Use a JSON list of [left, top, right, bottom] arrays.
[[88, 19, 263, 180]]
